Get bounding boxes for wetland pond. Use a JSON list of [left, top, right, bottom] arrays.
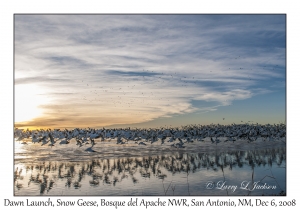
[[14, 137, 286, 196]]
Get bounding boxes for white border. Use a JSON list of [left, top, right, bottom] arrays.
[[1, 1, 297, 209]]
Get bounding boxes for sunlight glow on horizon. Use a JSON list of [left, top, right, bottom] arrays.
[[15, 84, 50, 123]]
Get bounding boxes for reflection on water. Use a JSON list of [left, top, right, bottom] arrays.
[[14, 147, 286, 196]]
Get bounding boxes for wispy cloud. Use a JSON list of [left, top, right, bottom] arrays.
[[15, 76, 70, 85], [14, 15, 286, 128]]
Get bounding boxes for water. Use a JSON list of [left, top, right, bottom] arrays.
[[14, 138, 286, 196]]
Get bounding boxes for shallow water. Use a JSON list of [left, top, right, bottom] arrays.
[[14, 138, 286, 196]]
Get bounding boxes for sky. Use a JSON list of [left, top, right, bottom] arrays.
[[14, 14, 286, 129]]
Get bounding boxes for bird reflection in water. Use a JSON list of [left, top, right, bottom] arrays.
[[14, 147, 285, 196]]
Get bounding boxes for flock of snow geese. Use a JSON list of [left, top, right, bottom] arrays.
[[14, 123, 286, 151]]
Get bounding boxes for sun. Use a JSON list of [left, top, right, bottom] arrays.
[[15, 83, 48, 123]]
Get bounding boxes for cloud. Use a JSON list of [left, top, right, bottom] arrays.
[[15, 76, 70, 85], [104, 70, 160, 77], [14, 15, 286, 128]]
